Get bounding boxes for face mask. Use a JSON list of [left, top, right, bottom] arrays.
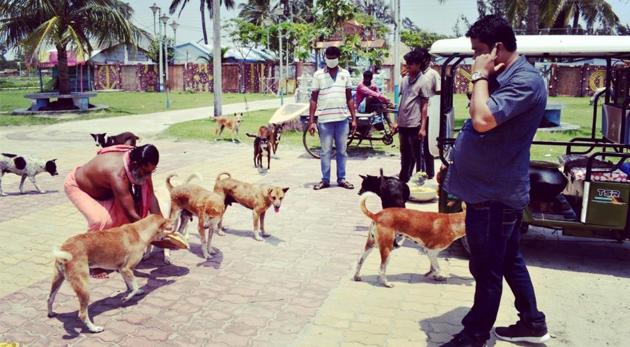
[[325, 58, 339, 68]]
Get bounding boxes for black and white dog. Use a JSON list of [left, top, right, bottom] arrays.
[[358, 168, 410, 247], [90, 132, 139, 148], [0, 153, 58, 195]]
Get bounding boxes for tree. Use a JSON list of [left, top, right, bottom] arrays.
[[0, 0, 147, 95], [315, 0, 356, 30], [169, 0, 235, 45], [353, 0, 394, 25], [147, 38, 175, 65], [401, 30, 448, 49], [238, 0, 282, 26]]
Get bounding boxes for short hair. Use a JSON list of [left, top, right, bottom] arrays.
[[324, 46, 341, 58], [363, 70, 373, 80], [466, 15, 517, 52], [404, 48, 426, 65], [130, 144, 159, 166]]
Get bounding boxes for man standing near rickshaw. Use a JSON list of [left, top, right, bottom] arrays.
[[308, 46, 357, 190], [440, 15, 550, 347]]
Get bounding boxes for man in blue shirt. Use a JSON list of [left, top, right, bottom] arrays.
[[441, 15, 550, 347]]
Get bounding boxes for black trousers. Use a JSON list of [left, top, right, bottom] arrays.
[[398, 126, 422, 183], [417, 129, 435, 178]]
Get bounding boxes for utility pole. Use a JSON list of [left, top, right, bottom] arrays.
[[213, 0, 222, 117], [158, 8, 164, 92], [392, 0, 401, 106], [278, 28, 283, 104]]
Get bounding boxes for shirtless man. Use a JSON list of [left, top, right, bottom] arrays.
[[64, 144, 162, 277]]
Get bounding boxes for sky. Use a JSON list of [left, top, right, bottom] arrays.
[[4, 0, 630, 58], [130, 0, 630, 45]]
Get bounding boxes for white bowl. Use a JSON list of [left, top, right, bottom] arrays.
[[408, 182, 437, 202]]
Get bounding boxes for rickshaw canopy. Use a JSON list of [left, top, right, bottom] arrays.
[[430, 35, 630, 58]]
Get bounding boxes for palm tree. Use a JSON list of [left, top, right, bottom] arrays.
[[354, 0, 393, 24], [169, 0, 235, 45], [547, 0, 619, 34], [238, 0, 282, 26], [0, 0, 146, 96]]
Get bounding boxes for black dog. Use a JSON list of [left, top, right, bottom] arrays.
[[90, 132, 139, 148], [359, 168, 410, 247], [246, 133, 271, 170], [270, 123, 283, 155]]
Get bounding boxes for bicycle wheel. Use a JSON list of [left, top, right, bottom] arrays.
[[303, 126, 336, 159]]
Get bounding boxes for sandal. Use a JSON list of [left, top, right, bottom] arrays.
[[90, 268, 111, 279], [338, 180, 355, 190], [313, 181, 330, 190]]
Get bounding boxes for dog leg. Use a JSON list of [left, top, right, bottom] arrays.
[[19, 174, 27, 194], [47, 263, 66, 317], [0, 172, 6, 196], [377, 229, 395, 288], [198, 215, 211, 259], [260, 211, 269, 237], [252, 211, 263, 241], [353, 222, 376, 282], [206, 220, 219, 255], [425, 249, 446, 281], [29, 175, 46, 194], [69, 267, 103, 333], [121, 268, 144, 302]]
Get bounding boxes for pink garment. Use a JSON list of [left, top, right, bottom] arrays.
[[356, 82, 389, 107], [64, 145, 154, 232]]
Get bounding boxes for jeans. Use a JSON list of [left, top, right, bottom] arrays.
[[462, 201, 546, 341], [318, 120, 349, 184], [398, 126, 422, 183]]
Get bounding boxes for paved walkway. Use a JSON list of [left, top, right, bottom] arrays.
[[1, 103, 630, 346]]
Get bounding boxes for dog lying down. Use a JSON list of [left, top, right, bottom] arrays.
[[47, 215, 173, 333], [353, 192, 466, 287]]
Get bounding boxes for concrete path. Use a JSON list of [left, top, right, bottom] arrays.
[[1, 102, 629, 346]]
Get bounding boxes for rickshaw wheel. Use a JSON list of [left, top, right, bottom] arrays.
[[382, 134, 394, 145]]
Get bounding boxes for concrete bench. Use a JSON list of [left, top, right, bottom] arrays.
[[24, 92, 97, 111]]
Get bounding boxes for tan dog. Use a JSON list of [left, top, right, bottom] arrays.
[[353, 193, 466, 287], [47, 214, 173, 333], [214, 172, 289, 241], [214, 112, 243, 142], [165, 173, 226, 262]]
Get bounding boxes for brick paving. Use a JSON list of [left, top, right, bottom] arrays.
[[1, 103, 630, 346]]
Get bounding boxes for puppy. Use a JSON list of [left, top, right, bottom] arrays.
[[353, 193, 466, 287], [165, 174, 226, 262], [246, 126, 271, 169], [214, 172, 289, 241], [0, 153, 58, 195], [359, 169, 410, 247], [90, 132, 139, 148], [214, 113, 243, 142], [47, 214, 173, 333]]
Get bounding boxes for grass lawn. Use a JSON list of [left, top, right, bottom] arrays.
[[0, 90, 276, 127], [163, 94, 599, 162]]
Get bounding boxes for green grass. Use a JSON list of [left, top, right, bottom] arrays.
[[450, 94, 598, 161], [0, 90, 276, 127], [162, 95, 599, 160], [0, 76, 52, 89]]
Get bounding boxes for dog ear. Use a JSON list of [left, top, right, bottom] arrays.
[[51, 159, 57, 162], [359, 174, 366, 179], [379, 168, 384, 177], [266, 187, 274, 195], [282, 187, 289, 193], [90, 133, 97, 140]]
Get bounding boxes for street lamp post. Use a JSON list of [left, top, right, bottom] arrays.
[[213, 0, 222, 117], [392, 0, 401, 107], [161, 13, 171, 108], [170, 21, 179, 47], [150, 3, 159, 36]]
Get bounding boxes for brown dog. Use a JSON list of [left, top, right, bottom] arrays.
[[269, 123, 283, 155], [353, 193, 466, 287], [213, 172, 289, 241], [165, 173, 226, 262], [47, 214, 173, 333], [214, 112, 243, 142]]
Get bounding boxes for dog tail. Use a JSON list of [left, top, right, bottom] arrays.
[[166, 174, 178, 192], [216, 172, 231, 182], [359, 192, 379, 221], [245, 133, 258, 138], [52, 248, 73, 264]]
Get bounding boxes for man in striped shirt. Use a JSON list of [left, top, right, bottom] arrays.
[[308, 46, 357, 190]]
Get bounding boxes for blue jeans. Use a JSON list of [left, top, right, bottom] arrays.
[[462, 201, 546, 340], [318, 120, 349, 184]]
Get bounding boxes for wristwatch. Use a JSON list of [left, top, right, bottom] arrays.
[[471, 71, 488, 83]]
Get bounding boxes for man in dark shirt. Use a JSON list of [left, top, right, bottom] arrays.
[[440, 15, 550, 347]]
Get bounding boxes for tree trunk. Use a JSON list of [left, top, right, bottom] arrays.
[[527, 0, 540, 34], [201, 0, 209, 45], [56, 45, 71, 95]]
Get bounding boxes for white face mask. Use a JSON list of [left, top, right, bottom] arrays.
[[325, 58, 339, 68]]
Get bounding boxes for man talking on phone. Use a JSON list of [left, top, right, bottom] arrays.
[[440, 15, 550, 347]]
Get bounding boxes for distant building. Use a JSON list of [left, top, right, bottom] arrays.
[[173, 41, 212, 64]]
